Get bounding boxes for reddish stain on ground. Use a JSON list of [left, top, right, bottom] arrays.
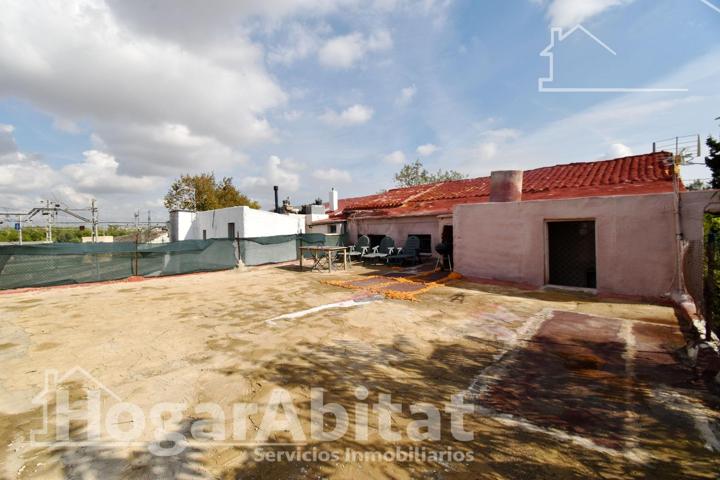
[[481, 311, 696, 450]]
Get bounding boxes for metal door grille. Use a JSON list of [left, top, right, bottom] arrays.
[[548, 221, 596, 288]]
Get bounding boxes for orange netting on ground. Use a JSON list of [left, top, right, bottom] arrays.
[[324, 270, 462, 301]]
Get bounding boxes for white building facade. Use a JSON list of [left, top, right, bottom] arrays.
[[169, 206, 306, 242]]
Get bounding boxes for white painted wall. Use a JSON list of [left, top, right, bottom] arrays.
[[329, 188, 338, 211], [307, 221, 345, 234], [170, 206, 305, 241], [241, 207, 305, 237], [169, 210, 195, 242], [81, 236, 114, 243], [148, 232, 170, 244]]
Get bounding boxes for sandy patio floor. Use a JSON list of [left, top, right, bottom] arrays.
[[0, 263, 718, 479]]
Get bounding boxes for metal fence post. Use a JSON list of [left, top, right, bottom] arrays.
[[133, 232, 139, 276]]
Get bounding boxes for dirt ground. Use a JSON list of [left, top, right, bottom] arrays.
[[1, 263, 718, 479]]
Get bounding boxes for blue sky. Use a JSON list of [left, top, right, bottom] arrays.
[[0, 0, 718, 222]]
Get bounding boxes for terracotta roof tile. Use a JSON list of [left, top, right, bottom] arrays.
[[329, 152, 677, 219]]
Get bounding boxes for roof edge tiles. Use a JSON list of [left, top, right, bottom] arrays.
[[330, 152, 676, 219]]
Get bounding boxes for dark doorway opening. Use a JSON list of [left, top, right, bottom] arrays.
[[547, 220, 596, 288], [227, 222, 235, 239], [439, 225, 453, 270]]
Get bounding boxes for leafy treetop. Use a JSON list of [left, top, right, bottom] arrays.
[[686, 179, 710, 191], [394, 159, 467, 187], [164, 173, 260, 211], [706, 131, 720, 190]]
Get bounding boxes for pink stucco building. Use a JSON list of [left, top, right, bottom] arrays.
[[319, 152, 719, 300]]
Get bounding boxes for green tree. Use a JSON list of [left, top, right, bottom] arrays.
[[393, 159, 467, 187], [686, 179, 709, 191], [164, 173, 260, 211], [706, 131, 720, 189]]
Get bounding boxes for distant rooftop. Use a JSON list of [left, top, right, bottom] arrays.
[[328, 152, 678, 219]]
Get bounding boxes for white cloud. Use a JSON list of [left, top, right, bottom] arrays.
[[319, 104, 374, 126], [91, 123, 247, 176], [473, 142, 499, 161], [242, 155, 301, 193], [318, 33, 365, 69], [383, 150, 406, 164], [52, 117, 82, 134], [62, 150, 162, 194], [0, 0, 285, 178], [268, 155, 301, 192], [282, 110, 303, 121], [366, 30, 393, 51], [0, 123, 163, 214], [107, 0, 449, 43], [396, 85, 417, 106], [106, 0, 362, 43], [606, 143, 633, 158], [312, 168, 352, 183], [318, 30, 393, 69], [267, 22, 325, 66], [416, 143, 438, 156], [0, 126, 54, 191], [240, 176, 269, 189], [480, 128, 522, 141], [454, 128, 518, 168], [0, 161, 59, 193], [0, 0, 455, 216], [543, 0, 634, 27], [0, 124, 20, 162]]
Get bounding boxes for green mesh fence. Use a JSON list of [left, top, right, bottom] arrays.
[[238, 233, 348, 266], [0, 239, 238, 290]]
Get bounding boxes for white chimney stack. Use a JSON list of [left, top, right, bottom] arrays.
[[329, 187, 339, 211]]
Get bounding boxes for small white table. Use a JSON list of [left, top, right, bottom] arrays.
[[299, 246, 349, 272]]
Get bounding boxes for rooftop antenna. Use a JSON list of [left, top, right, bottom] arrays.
[[652, 134, 703, 301], [652, 134, 702, 165]]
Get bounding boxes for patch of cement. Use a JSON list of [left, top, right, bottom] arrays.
[[651, 387, 720, 452], [264, 294, 383, 326], [462, 309, 651, 463], [620, 320, 641, 456], [463, 308, 554, 399]]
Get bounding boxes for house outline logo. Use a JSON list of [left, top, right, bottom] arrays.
[[30, 366, 121, 443], [538, 24, 688, 93], [700, 0, 720, 14]]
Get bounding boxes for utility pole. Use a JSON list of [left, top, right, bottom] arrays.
[[91, 198, 99, 243], [45, 200, 54, 243], [147, 210, 151, 242], [671, 153, 685, 295]]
